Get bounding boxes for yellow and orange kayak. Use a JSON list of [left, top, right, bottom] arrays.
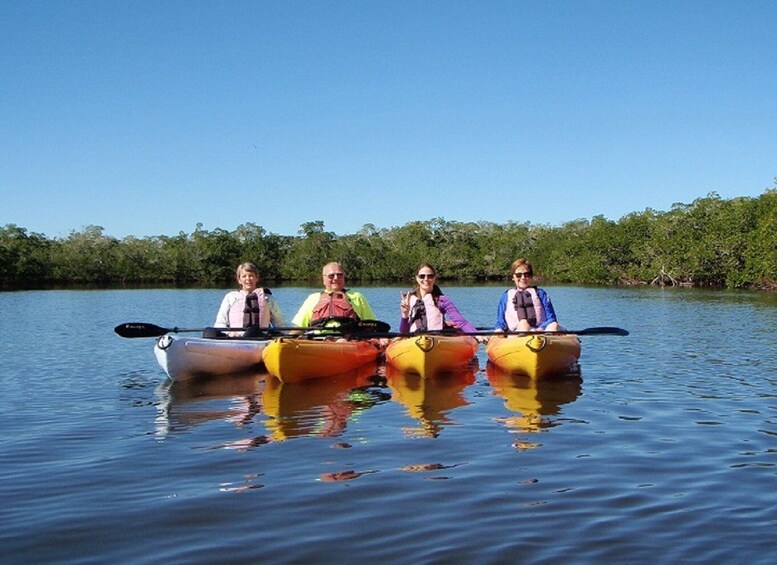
[[385, 334, 478, 378], [486, 333, 581, 379], [262, 337, 382, 383]]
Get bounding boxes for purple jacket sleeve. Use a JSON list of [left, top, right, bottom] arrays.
[[439, 296, 477, 333]]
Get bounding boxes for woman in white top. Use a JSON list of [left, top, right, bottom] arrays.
[[214, 262, 284, 334]]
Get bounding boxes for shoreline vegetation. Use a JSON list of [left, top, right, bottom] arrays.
[[2, 191, 775, 291]]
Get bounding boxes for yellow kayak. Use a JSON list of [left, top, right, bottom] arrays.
[[261, 337, 382, 383], [486, 333, 581, 379], [385, 334, 478, 378]]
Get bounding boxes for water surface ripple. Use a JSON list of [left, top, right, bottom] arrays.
[[1, 286, 775, 563]]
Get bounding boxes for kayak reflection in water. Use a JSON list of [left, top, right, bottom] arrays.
[[262, 368, 388, 442], [486, 362, 581, 439], [386, 365, 476, 438]]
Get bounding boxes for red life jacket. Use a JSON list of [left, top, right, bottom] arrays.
[[311, 291, 359, 324]]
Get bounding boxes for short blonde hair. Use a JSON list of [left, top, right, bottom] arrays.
[[236, 262, 260, 282]]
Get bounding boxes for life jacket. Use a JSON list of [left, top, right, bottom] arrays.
[[505, 287, 545, 330], [227, 288, 272, 328], [407, 293, 445, 332], [311, 291, 359, 323]]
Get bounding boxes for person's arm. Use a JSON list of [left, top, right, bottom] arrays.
[[348, 291, 377, 320], [439, 296, 477, 333], [214, 292, 235, 327], [494, 291, 509, 330], [291, 293, 319, 327], [268, 297, 285, 327], [399, 317, 410, 333], [538, 289, 558, 329]]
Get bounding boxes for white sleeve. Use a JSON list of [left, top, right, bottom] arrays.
[[214, 292, 236, 327], [269, 297, 285, 326]]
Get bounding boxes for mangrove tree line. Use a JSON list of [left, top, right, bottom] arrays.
[[2, 190, 775, 290]]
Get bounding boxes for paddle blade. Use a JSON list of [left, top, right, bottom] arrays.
[[114, 322, 170, 338], [575, 326, 629, 336], [356, 320, 391, 333]]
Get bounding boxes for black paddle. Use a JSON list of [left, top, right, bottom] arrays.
[[363, 326, 630, 339], [114, 320, 391, 339], [473, 326, 629, 337]]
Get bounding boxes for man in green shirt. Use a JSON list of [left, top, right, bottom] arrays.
[[291, 262, 377, 328]]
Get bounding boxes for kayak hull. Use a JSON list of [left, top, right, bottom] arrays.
[[486, 334, 581, 379], [154, 334, 268, 382], [262, 337, 382, 383], [385, 334, 478, 378]]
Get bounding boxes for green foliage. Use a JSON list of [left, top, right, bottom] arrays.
[[0, 224, 53, 284], [2, 190, 775, 290]]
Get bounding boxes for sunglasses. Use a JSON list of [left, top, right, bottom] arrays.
[[514, 272, 532, 278], [326, 272, 345, 279], [417, 273, 436, 279]]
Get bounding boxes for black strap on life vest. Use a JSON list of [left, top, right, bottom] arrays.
[[243, 293, 261, 328], [512, 288, 537, 327], [408, 297, 427, 331]]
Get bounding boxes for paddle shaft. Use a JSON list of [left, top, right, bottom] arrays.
[[114, 320, 390, 339], [367, 326, 629, 339]]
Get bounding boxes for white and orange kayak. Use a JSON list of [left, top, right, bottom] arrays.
[[385, 334, 478, 378], [262, 337, 382, 383], [486, 333, 581, 379]]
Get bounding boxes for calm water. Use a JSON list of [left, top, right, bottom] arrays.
[[1, 285, 776, 564]]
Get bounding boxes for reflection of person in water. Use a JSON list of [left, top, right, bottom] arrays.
[[156, 375, 265, 437], [486, 363, 581, 440], [386, 365, 476, 438], [261, 370, 388, 442]]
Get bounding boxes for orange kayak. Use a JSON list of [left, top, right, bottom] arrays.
[[262, 337, 382, 383]]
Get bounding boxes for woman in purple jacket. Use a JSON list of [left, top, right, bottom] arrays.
[[399, 263, 477, 334]]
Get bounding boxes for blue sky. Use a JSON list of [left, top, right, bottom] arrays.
[[2, 1, 775, 239]]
